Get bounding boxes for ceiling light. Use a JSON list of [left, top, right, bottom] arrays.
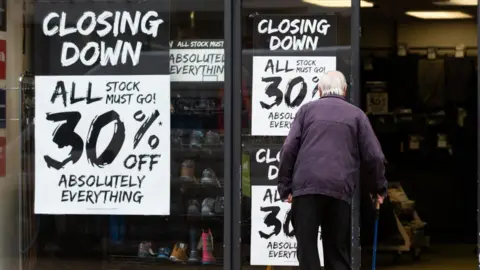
[[302, 0, 374, 8], [405, 11, 473, 19], [434, 0, 477, 6]]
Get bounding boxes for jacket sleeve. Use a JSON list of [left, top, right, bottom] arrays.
[[278, 106, 305, 201], [358, 114, 388, 197]]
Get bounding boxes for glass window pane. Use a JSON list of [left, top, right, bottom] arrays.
[[240, 2, 352, 268], [21, 0, 226, 268]]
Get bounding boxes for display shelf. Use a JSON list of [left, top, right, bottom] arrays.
[[110, 254, 225, 268], [153, 214, 224, 219], [171, 180, 223, 197], [171, 147, 224, 159], [171, 179, 223, 188]]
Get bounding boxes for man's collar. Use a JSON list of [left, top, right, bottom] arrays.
[[320, 94, 346, 100]]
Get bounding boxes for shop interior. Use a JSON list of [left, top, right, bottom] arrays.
[[358, 0, 478, 269]]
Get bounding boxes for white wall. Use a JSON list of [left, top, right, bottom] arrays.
[[0, 0, 24, 269]]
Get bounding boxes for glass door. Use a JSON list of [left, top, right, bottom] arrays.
[[236, 0, 355, 269]]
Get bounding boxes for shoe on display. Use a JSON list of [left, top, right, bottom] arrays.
[[200, 168, 220, 186], [213, 197, 224, 215], [187, 200, 201, 216], [170, 242, 189, 263], [157, 247, 171, 259], [201, 229, 216, 265], [171, 129, 184, 147], [188, 228, 200, 263], [197, 98, 208, 111], [176, 97, 191, 112], [204, 131, 222, 146], [138, 241, 156, 258], [189, 130, 204, 148], [201, 198, 216, 216], [180, 160, 196, 182]]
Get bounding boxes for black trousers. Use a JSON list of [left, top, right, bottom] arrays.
[[292, 194, 351, 270]]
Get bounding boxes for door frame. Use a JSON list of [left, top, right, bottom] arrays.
[[224, 0, 242, 269], [350, 0, 362, 269], [477, 1, 480, 269]]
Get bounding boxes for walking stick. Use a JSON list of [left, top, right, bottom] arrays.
[[372, 199, 380, 270]]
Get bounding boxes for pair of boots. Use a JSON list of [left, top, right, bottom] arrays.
[[187, 228, 215, 264]]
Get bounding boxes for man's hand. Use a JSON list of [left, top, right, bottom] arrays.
[[370, 194, 384, 208], [375, 194, 384, 205], [285, 194, 292, 204]]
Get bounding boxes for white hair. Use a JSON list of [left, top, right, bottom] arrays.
[[317, 70, 347, 96]]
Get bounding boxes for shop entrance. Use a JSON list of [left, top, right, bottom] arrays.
[[359, 0, 478, 269]]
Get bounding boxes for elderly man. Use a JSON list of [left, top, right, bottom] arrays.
[[278, 71, 387, 270]]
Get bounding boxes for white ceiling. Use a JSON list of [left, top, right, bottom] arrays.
[[26, 0, 477, 19], [365, 0, 477, 20]]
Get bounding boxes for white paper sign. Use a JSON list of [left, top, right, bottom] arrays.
[[35, 75, 171, 215], [250, 186, 323, 266], [169, 40, 224, 82], [251, 56, 336, 136]]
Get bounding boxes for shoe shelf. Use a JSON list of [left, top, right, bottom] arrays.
[[110, 254, 225, 267], [135, 214, 224, 221], [184, 215, 224, 226], [108, 226, 224, 266], [172, 180, 223, 196], [172, 146, 224, 159]]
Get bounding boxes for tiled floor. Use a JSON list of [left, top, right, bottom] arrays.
[[31, 245, 477, 270]]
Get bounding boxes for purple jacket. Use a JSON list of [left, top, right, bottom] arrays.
[[278, 96, 387, 203]]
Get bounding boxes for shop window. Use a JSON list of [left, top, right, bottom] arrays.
[[240, 2, 352, 268], [25, 0, 226, 268]]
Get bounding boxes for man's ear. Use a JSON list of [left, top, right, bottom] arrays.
[[318, 87, 322, 97]]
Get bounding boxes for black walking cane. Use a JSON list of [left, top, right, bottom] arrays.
[[372, 198, 380, 270]]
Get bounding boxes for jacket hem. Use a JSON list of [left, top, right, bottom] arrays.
[[292, 188, 351, 204]]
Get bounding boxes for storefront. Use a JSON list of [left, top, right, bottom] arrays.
[[0, 0, 478, 269]]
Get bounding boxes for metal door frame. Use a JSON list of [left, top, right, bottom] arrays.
[[477, 2, 480, 270], [224, 0, 363, 268], [224, 0, 242, 269], [350, 0, 361, 269]]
